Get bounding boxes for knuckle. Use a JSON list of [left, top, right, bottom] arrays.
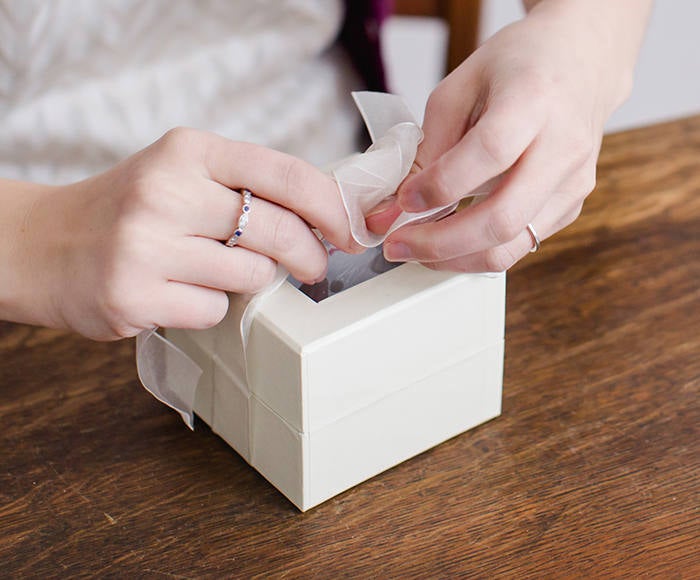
[[160, 126, 199, 151], [195, 294, 229, 329], [97, 225, 154, 337], [617, 71, 634, 105], [281, 155, 311, 200], [514, 68, 570, 117], [560, 202, 584, 229], [125, 172, 163, 215], [562, 167, 596, 206], [99, 277, 136, 339], [281, 157, 356, 252], [244, 256, 277, 293], [343, 236, 364, 255], [581, 168, 597, 196], [476, 123, 513, 169], [425, 161, 457, 206], [268, 210, 302, 256], [517, 68, 554, 102], [487, 206, 526, 245], [115, 157, 168, 218], [483, 245, 519, 273]]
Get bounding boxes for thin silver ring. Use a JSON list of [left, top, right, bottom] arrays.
[[225, 189, 253, 247], [526, 223, 541, 253]]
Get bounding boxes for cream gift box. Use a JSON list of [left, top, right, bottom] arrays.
[[165, 264, 505, 511]]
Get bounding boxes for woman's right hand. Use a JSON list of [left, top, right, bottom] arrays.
[[2, 128, 360, 340]]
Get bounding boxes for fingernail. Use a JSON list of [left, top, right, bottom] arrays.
[[384, 242, 411, 262], [400, 190, 429, 213], [365, 196, 397, 218]]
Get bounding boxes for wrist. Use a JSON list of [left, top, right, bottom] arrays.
[[526, 0, 652, 119], [0, 179, 66, 329]]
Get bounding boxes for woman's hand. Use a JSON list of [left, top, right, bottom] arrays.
[[367, 0, 651, 272], [1, 128, 359, 340]]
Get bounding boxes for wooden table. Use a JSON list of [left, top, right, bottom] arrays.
[[2, 117, 699, 578]]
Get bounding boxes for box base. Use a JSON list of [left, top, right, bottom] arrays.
[[167, 328, 503, 511]]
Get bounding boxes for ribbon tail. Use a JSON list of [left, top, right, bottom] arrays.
[[135, 265, 288, 430], [136, 329, 202, 430]]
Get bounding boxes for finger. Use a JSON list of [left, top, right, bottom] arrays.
[[423, 201, 584, 273], [175, 182, 328, 283], [424, 227, 537, 273], [384, 141, 569, 263], [365, 195, 402, 235], [161, 129, 360, 253], [397, 94, 545, 213], [181, 233, 324, 289], [167, 236, 283, 293], [365, 174, 503, 236], [414, 61, 485, 174], [149, 282, 230, 330]]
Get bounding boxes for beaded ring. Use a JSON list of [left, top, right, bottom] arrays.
[[225, 189, 253, 247]]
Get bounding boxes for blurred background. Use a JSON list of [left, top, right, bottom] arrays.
[[383, 0, 700, 131]]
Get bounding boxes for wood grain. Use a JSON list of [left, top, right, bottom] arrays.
[[2, 116, 700, 578]]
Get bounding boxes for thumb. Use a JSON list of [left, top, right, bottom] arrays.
[[397, 61, 484, 209], [364, 194, 402, 235], [364, 158, 423, 234]]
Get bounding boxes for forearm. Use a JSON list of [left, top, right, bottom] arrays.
[[0, 179, 60, 328]]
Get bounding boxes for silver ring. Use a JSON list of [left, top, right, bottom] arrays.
[[225, 189, 252, 247], [526, 223, 541, 253]]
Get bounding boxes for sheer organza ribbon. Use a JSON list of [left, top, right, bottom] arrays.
[[136, 91, 486, 428]]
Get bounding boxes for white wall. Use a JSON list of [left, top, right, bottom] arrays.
[[607, 1, 700, 131], [384, 0, 700, 133], [381, 16, 448, 124]]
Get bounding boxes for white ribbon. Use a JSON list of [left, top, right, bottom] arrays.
[[135, 329, 202, 429], [135, 91, 484, 428], [334, 92, 458, 246]]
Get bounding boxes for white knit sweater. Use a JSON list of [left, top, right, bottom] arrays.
[[0, 0, 360, 184]]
